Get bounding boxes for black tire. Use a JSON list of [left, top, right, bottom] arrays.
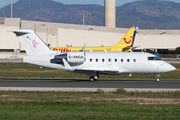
[[89, 76, 95, 82]]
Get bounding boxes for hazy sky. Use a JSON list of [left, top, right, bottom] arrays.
[[0, 0, 180, 8]]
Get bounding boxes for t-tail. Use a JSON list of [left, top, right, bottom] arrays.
[[110, 27, 136, 51], [13, 30, 55, 56]]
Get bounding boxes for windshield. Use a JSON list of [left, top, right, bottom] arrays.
[[148, 57, 162, 61]]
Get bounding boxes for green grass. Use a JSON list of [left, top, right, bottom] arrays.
[[0, 90, 179, 119], [0, 90, 180, 102], [0, 63, 179, 79], [0, 101, 179, 120]]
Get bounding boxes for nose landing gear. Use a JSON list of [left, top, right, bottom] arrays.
[[156, 74, 160, 82]]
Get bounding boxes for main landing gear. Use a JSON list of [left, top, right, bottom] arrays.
[[89, 76, 97, 82], [89, 74, 99, 82], [156, 74, 160, 82]]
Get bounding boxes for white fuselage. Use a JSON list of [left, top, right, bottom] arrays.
[[24, 52, 175, 74]]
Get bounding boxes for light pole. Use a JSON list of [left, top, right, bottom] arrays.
[[87, 13, 94, 25], [83, 12, 86, 25], [3, 2, 4, 18], [11, 0, 13, 18]]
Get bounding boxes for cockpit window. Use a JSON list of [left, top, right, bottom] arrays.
[[148, 57, 162, 60]]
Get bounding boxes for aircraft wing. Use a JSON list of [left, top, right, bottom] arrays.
[[74, 68, 119, 74]]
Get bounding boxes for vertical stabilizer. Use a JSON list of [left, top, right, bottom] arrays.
[[110, 27, 135, 48], [13, 30, 54, 56]]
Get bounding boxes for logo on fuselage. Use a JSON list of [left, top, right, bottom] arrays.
[[123, 36, 132, 44], [69, 55, 84, 59]]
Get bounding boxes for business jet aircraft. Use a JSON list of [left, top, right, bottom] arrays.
[[13, 30, 176, 82], [51, 27, 136, 52]]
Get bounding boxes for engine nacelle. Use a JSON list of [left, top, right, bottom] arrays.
[[67, 52, 85, 64]]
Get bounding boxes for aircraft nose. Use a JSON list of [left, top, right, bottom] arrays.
[[169, 65, 176, 71], [166, 64, 176, 72]]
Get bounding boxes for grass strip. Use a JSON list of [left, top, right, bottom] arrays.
[[0, 90, 180, 103], [0, 90, 179, 119], [0, 101, 179, 120]]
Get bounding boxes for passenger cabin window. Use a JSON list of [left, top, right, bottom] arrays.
[[115, 59, 117, 62], [121, 59, 123, 62], [90, 59, 92, 62], [127, 59, 130, 62], [102, 59, 105, 62], [148, 57, 161, 61], [108, 59, 111, 62], [96, 59, 98, 62], [134, 59, 136, 62]]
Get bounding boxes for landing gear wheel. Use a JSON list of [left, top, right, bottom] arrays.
[[156, 74, 160, 82], [89, 76, 96, 82]]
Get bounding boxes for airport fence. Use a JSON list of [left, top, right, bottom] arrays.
[[159, 54, 180, 58]]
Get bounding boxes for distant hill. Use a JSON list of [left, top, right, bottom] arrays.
[[1, 0, 180, 29], [117, 0, 180, 29], [1, 0, 104, 26]]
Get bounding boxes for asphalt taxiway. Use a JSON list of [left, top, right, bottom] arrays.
[[0, 78, 179, 92]]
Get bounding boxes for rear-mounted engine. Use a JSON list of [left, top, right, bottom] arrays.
[[54, 52, 86, 64]]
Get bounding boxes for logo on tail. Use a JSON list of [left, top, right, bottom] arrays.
[[32, 40, 39, 48], [123, 36, 132, 44]]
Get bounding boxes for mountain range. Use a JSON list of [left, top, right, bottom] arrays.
[[1, 0, 180, 29]]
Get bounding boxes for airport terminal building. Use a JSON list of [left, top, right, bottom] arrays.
[[0, 18, 180, 59]]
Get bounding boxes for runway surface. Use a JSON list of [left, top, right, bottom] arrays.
[[0, 78, 180, 92]]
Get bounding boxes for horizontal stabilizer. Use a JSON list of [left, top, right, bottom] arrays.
[[122, 46, 132, 52], [132, 46, 140, 49]]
